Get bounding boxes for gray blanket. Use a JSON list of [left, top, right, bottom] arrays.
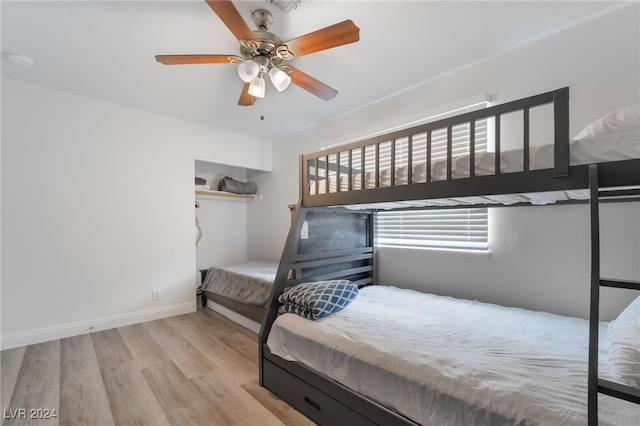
[[201, 261, 277, 307]]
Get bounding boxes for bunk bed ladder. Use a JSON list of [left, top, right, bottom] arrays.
[[587, 164, 640, 426]]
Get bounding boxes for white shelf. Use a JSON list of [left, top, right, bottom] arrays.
[[195, 189, 255, 200]]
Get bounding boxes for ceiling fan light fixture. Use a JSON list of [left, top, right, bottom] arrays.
[[248, 75, 266, 98], [237, 60, 260, 83], [156, 2, 360, 106], [268, 66, 292, 92]]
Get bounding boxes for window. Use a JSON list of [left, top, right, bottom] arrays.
[[376, 208, 488, 251], [375, 100, 490, 252]]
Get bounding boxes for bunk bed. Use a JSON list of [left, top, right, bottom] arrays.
[[258, 88, 640, 425], [200, 260, 277, 324]]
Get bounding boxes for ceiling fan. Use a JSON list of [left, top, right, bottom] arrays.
[[155, 0, 360, 106]]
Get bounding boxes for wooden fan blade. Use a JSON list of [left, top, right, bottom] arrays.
[[155, 54, 241, 65], [284, 20, 360, 57], [285, 66, 338, 101], [238, 82, 255, 106], [205, 0, 255, 42]]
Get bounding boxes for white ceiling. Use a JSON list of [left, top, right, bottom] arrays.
[[1, 1, 627, 141]]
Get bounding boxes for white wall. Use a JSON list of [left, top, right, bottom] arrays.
[[195, 195, 248, 274], [1, 78, 271, 349], [248, 5, 640, 320]]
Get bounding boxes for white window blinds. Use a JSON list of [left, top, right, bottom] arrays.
[[376, 208, 488, 251]]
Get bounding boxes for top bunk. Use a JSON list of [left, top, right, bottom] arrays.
[[299, 88, 640, 210]]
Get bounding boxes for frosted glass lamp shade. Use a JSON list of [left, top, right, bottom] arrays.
[[268, 66, 291, 92], [248, 76, 265, 98], [238, 60, 260, 83]]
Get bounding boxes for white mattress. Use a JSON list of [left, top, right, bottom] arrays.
[[267, 286, 640, 426], [309, 130, 640, 208]]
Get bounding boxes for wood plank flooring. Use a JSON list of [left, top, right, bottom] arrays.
[[1, 309, 315, 426]]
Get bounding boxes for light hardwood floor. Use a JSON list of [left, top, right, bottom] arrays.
[[1, 308, 315, 426]]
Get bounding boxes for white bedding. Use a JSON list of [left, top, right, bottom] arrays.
[[309, 130, 640, 207], [267, 285, 640, 425]]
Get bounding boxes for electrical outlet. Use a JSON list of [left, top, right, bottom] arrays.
[[152, 289, 161, 301]]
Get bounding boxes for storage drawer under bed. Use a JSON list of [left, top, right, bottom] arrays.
[[263, 358, 376, 425]]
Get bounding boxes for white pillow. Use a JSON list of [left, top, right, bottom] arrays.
[[607, 295, 640, 387], [574, 104, 640, 140]]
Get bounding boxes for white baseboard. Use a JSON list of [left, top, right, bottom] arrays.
[[0, 301, 196, 350], [206, 301, 261, 334]]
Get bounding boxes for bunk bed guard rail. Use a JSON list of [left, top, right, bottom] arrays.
[[300, 87, 570, 207]]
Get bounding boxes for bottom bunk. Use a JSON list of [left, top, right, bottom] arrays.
[[264, 285, 640, 425], [257, 203, 639, 425]]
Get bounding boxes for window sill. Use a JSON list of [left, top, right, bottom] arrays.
[[376, 245, 491, 257]]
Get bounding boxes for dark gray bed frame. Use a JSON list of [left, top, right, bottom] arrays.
[[257, 87, 640, 425], [199, 269, 267, 323]]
